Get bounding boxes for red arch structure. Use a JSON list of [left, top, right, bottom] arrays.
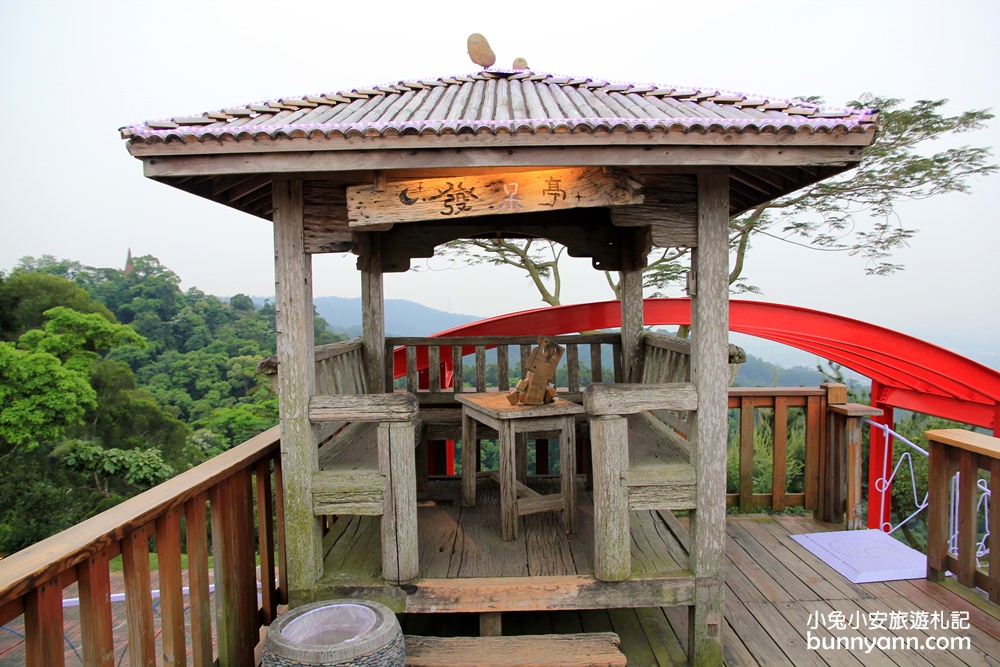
[[409, 298, 1000, 432], [403, 298, 1000, 530]]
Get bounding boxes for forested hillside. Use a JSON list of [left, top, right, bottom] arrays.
[[0, 254, 341, 553]]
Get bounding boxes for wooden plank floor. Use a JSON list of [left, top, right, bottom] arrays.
[[398, 512, 1000, 666], [321, 478, 688, 582]]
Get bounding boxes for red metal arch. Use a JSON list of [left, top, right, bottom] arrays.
[[407, 299, 1000, 430]]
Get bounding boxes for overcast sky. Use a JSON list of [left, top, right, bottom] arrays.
[[2, 1, 998, 368]]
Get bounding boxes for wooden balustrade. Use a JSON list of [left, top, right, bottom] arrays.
[[926, 428, 1000, 604], [725, 387, 828, 513], [0, 426, 286, 667], [385, 333, 623, 397], [315, 338, 368, 395], [260, 337, 368, 396]]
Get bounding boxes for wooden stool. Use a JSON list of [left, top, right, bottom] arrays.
[[456, 392, 584, 541]]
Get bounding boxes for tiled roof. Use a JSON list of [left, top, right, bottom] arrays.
[[121, 69, 877, 146]]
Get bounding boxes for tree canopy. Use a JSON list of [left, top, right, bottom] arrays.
[[441, 96, 996, 304], [0, 255, 344, 553]]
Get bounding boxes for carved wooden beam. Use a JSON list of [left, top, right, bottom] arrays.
[[347, 167, 643, 228]]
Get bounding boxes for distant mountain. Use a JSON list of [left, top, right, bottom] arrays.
[[313, 296, 480, 337], [733, 354, 830, 387]]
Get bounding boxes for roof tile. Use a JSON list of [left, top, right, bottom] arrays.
[[122, 69, 878, 145]]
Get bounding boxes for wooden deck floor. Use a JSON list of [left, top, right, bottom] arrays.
[[321, 478, 687, 582], [393, 510, 1000, 666]]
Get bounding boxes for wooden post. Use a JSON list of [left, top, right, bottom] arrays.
[[77, 549, 114, 667], [273, 179, 322, 604], [360, 233, 386, 393], [620, 227, 648, 383], [156, 507, 186, 666], [379, 421, 419, 583], [499, 420, 519, 541], [816, 383, 846, 522], [24, 577, 65, 667], [185, 493, 213, 667], [590, 415, 631, 581], [926, 439, 953, 582], [688, 170, 728, 666], [211, 471, 257, 667], [825, 403, 882, 527], [462, 411, 479, 507], [122, 526, 156, 667], [560, 416, 578, 534]]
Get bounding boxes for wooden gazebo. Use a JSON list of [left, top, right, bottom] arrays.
[[121, 67, 877, 664]]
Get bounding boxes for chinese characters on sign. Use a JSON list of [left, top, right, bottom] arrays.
[[346, 167, 644, 228], [539, 177, 567, 207], [500, 183, 524, 211]]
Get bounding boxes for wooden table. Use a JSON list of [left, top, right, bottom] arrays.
[[456, 392, 585, 541]]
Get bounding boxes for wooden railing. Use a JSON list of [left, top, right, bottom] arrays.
[[926, 429, 1000, 604], [315, 338, 368, 395], [0, 426, 285, 667], [385, 333, 623, 397], [725, 387, 828, 513]]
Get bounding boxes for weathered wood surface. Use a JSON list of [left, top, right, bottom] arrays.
[[590, 415, 631, 582], [347, 167, 643, 228], [380, 421, 419, 583], [273, 179, 322, 603], [312, 470, 384, 515], [626, 463, 697, 510], [318, 513, 998, 667], [359, 233, 386, 392], [316, 479, 693, 606], [610, 173, 698, 248], [688, 169, 729, 665], [403, 632, 627, 666], [459, 394, 581, 540], [310, 393, 418, 422], [457, 392, 585, 420], [583, 382, 698, 416]]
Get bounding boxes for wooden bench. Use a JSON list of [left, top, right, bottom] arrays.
[[404, 632, 627, 667], [309, 393, 421, 583], [584, 383, 699, 582]]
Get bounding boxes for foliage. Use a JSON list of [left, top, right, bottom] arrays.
[[0, 340, 96, 452], [0, 254, 344, 553], [58, 439, 173, 498], [437, 96, 995, 304]]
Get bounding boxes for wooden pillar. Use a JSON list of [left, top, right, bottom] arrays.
[[590, 415, 631, 581], [620, 227, 648, 383], [688, 170, 728, 666], [379, 421, 419, 583], [359, 233, 386, 393], [273, 180, 321, 604]]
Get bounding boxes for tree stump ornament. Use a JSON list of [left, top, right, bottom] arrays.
[[507, 336, 564, 405]]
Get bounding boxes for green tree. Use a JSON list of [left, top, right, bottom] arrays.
[[0, 271, 116, 339], [58, 439, 173, 499], [440, 97, 995, 304]]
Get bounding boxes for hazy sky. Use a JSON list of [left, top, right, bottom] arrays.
[[2, 1, 998, 368]]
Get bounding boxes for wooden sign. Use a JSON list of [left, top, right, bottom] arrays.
[[347, 167, 643, 228]]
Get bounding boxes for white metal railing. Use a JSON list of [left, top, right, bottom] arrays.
[[950, 475, 992, 566], [867, 419, 929, 535], [867, 420, 992, 567]]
